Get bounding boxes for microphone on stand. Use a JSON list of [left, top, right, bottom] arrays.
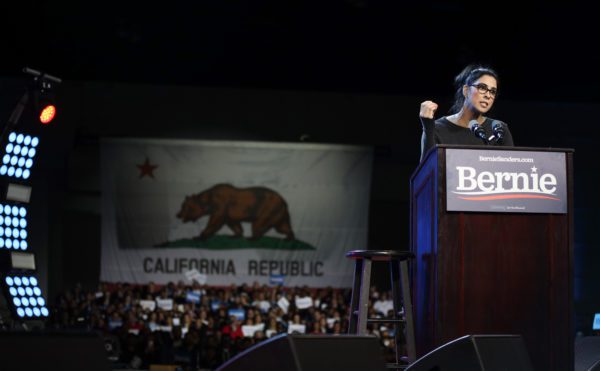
[[491, 120, 505, 144], [468, 120, 488, 144]]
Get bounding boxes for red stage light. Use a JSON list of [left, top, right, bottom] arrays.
[[39, 104, 56, 124]]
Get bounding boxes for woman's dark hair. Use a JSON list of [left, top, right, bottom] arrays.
[[449, 64, 499, 114]]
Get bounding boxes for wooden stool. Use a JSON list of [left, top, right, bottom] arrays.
[[346, 250, 416, 369]]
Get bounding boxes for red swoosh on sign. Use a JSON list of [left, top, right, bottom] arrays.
[[458, 194, 561, 201]]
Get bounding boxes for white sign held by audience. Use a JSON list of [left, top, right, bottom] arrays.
[[184, 269, 207, 285], [254, 300, 271, 313], [288, 324, 306, 334], [156, 298, 173, 311], [277, 296, 290, 314], [295, 296, 313, 310], [139, 300, 156, 311], [373, 299, 394, 316], [326, 318, 337, 328], [242, 323, 265, 337]]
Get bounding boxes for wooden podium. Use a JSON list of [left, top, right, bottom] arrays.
[[410, 145, 574, 371]]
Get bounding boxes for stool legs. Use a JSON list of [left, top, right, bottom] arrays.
[[348, 259, 362, 334], [390, 260, 403, 365], [346, 251, 416, 369], [348, 258, 372, 335]]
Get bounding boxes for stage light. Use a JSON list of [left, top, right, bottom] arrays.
[[33, 86, 58, 125], [1, 273, 49, 319], [25, 68, 60, 126], [39, 104, 56, 125], [1, 132, 39, 180], [0, 204, 29, 251]]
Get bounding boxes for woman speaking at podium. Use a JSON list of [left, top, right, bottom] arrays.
[[419, 64, 514, 162]]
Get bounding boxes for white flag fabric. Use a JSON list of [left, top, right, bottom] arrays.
[[101, 138, 372, 287]]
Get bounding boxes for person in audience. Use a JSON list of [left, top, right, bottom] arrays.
[[50, 281, 360, 370], [252, 291, 272, 313], [221, 315, 244, 341], [265, 316, 280, 338], [253, 330, 266, 341], [330, 320, 343, 334], [311, 317, 327, 334]]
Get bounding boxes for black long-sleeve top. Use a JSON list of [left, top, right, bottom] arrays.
[[420, 116, 514, 161]]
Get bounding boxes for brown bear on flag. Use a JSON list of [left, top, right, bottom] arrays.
[[176, 183, 295, 241]]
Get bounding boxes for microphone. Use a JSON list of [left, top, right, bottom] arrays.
[[468, 120, 488, 144], [491, 120, 505, 143]]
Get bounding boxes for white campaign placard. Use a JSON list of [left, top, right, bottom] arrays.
[[156, 298, 173, 311], [184, 269, 207, 285], [288, 323, 306, 334], [294, 296, 313, 310], [277, 296, 290, 314], [242, 323, 265, 337], [139, 300, 156, 311]]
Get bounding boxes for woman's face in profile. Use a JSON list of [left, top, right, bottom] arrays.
[[465, 74, 498, 114]]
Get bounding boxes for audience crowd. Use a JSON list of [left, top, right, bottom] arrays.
[[48, 281, 404, 370]]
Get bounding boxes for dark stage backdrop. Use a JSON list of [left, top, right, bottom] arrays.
[[1, 76, 598, 335]]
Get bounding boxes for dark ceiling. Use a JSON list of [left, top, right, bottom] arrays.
[[1, 1, 598, 102]]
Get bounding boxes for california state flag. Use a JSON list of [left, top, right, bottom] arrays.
[[101, 139, 373, 287]]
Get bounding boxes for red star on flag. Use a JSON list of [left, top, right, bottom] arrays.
[[137, 157, 158, 178]]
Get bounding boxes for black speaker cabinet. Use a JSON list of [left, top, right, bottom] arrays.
[[0, 330, 111, 371], [575, 336, 600, 371], [406, 334, 534, 371], [216, 334, 387, 371]]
